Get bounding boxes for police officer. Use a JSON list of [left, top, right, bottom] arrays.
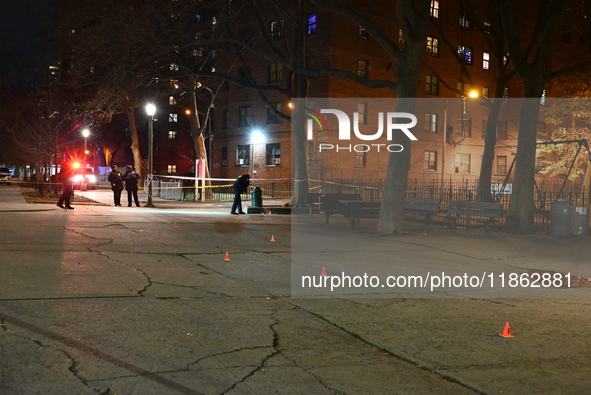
[[57, 155, 75, 210], [123, 165, 141, 207], [107, 165, 124, 206]]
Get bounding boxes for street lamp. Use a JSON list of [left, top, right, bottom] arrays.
[[82, 128, 90, 164], [145, 103, 156, 207], [251, 129, 265, 176]]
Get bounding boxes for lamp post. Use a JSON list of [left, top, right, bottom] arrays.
[[251, 129, 265, 177], [82, 128, 90, 164], [145, 104, 156, 207]]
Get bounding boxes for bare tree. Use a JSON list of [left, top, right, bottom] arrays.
[[500, 0, 591, 233]]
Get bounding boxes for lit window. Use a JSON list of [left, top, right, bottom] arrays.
[[169, 113, 178, 123], [168, 131, 177, 139], [455, 153, 471, 173], [482, 86, 489, 98], [457, 45, 473, 65], [424, 150, 437, 171], [430, 0, 439, 18], [357, 59, 368, 78], [167, 164, 177, 173], [484, 19, 492, 35], [170, 63, 179, 71], [483, 52, 490, 70], [169, 96, 176, 105], [425, 113, 438, 133], [398, 29, 404, 49], [427, 36, 439, 57], [306, 14, 317, 36], [269, 63, 283, 83], [496, 156, 507, 175]]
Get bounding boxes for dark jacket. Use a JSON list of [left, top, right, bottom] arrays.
[[58, 160, 75, 185], [108, 170, 124, 191], [123, 169, 140, 191], [232, 174, 250, 194]]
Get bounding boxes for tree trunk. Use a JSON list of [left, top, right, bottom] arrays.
[[188, 88, 212, 200], [291, 113, 308, 207], [477, 97, 502, 202], [127, 107, 143, 177], [505, 96, 543, 233]]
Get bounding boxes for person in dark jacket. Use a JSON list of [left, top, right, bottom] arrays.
[[230, 174, 250, 215], [123, 165, 141, 207], [107, 165, 124, 206], [57, 155, 75, 210]]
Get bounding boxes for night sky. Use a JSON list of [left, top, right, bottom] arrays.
[[0, 0, 64, 89]]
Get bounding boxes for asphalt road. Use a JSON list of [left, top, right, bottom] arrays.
[[1, 185, 590, 394]]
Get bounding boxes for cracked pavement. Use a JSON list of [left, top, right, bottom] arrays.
[[1, 186, 591, 394]]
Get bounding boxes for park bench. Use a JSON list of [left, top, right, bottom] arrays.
[[441, 201, 504, 233], [343, 197, 442, 228], [403, 197, 442, 225], [319, 193, 362, 223], [305, 192, 322, 214]]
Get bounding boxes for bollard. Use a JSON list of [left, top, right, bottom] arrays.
[[550, 201, 573, 237], [251, 186, 263, 208]]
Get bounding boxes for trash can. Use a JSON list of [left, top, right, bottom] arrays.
[[571, 206, 589, 235], [550, 201, 573, 237], [251, 186, 263, 208]]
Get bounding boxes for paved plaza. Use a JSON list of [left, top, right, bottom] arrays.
[[1, 185, 590, 394]]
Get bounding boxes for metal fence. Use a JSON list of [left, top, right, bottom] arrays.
[[146, 178, 292, 203], [309, 178, 590, 229]]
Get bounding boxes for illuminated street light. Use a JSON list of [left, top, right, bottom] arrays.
[[250, 129, 265, 176], [145, 104, 156, 207], [81, 128, 90, 164]]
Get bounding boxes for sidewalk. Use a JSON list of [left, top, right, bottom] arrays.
[[1, 186, 591, 394]]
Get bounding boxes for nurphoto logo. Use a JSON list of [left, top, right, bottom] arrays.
[[304, 105, 418, 153]]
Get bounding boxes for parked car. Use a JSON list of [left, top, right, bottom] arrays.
[[0, 166, 11, 185], [72, 167, 97, 189]]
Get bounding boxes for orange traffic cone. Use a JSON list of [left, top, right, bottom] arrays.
[[173, 222, 178, 228], [499, 322, 514, 338], [223, 252, 231, 261], [270, 235, 276, 242], [320, 267, 327, 276]]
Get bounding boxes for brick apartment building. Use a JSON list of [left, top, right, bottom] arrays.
[[203, 0, 590, 186]]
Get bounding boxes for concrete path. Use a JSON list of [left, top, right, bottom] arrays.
[[1, 186, 590, 394]]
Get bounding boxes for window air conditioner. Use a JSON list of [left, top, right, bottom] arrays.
[[238, 159, 245, 165], [272, 158, 281, 165]]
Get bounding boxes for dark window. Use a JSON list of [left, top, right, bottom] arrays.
[[266, 143, 281, 165], [236, 145, 250, 166], [424, 150, 437, 171], [426, 74, 439, 95], [238, 106, 252, 127]]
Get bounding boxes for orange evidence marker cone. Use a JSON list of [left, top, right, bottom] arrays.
[[499, 322, 514, 338], [270, 235, 276, 242], [223, 252, 231, 261], [320, 267, 327, 276], [173, 222, 178, 228]]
